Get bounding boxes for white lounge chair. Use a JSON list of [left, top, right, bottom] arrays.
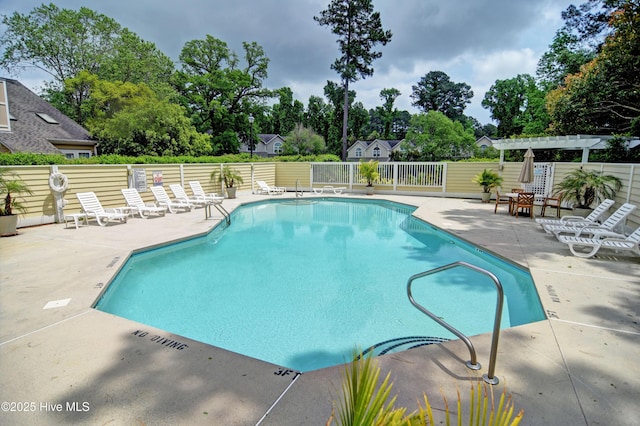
[[76, 191, 128, 226], [256, 180, 285, 195], [313, 185, 347, 195], [188, 181, 224, 203], [558, 226, 640, 258], [169, 183, 210, 208], [544, 203, 637, 238], [121, 188, 167, 218], [536, 199, 614, 229], [150, 186, 193, 213]]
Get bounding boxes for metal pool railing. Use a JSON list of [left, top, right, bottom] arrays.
[[407, 261, 504, 385]]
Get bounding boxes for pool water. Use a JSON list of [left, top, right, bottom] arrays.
[[96, 198, 545, 372]]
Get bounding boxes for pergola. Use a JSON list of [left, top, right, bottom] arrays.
[[490, 135, 640, 163]]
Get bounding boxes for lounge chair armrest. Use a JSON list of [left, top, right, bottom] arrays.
[[590, 230, 625, 239], [599, 236, 632, 244], [559, 215, 593, 223], [568, 220, 600, 227]]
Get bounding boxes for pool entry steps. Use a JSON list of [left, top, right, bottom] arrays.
[[360, 336, 451, 358], [407, 261, 505, 385]]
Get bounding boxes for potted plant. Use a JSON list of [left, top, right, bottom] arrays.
[[472, 168, 503, 202], [553, 168, 622, 215], [0, 167, 33, 236], [211, 164, 244, 199], [359, 160, 380, 195]]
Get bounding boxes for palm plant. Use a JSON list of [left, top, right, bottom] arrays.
[[211, 164, 244, 188], [0, 167, 33, 216], [328, 351, 524, 426], [359, 160, 380, 187], [553, 169, 622, 209], [472, 169, 503, 194]]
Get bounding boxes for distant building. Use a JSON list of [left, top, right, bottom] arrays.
[[239, 134, 285, 157], [346, 139, 404, 161], [0, 78, 97, 158], [475, 135, 495, 153]]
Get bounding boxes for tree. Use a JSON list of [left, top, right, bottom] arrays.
[[323, 80, 356, 156], [1, 4, 121, 84], [536, 29, 596, 90], [78, 75, 210, 156], [314, 0, 392, 160], [271, 87, 304, 136], [173, 35, 272, 153], [537, 0, 625, 89], [282, 124, 326, 155], [402, 111, 476, 161], [0, 3, 174, 123], [546, 1, 640, 135], [304, 95, 332, 144], [92, 99, 211, 156], [391, 110, 411, 140], [481, 74, 547, 137], [410, 71, 473, 121], [377, 88, 401, 138], [349, 101, 370, 141]]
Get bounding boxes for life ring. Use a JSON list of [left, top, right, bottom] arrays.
[[49, 172, 69, 193]]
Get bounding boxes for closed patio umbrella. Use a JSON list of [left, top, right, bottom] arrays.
[[518, 148, 535, 184]]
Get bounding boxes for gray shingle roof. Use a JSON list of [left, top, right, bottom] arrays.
[[0, 78, 94, 154]]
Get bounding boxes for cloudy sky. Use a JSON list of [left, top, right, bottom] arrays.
[[1, 0, 576, 125]]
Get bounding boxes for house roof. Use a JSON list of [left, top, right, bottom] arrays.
[[0, 78, 94, 154], [258, 134, 284, 145], [348, 139, 403, 153]]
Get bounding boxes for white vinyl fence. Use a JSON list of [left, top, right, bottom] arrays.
[[312, 162, 445, 189]]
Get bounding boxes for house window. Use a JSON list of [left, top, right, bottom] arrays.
[[60, 149, 93, 159], [274, 142, 282, 154], [0, 80, 9, 131], [36, 112, 59, 124], [355, 147, 362, 157], [373, 146, 381, 157]]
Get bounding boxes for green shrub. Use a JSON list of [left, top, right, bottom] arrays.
[[0, 152, 341, 166]]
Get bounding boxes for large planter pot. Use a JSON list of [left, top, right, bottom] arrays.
[[481, 192, 491, 203], [366, 186, 374, 195], [225, 186, 237, 199], [0, 214, 18, 237]]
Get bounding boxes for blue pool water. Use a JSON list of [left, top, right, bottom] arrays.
[[96, 198, 545, 372]]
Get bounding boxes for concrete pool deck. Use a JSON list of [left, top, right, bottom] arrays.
[[0, 193, 638, 425]]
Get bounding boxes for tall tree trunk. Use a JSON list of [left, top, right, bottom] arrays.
[[342, 78, 349, 161]]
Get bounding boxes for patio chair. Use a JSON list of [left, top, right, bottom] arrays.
[[256, 180, 286, 195], [540, 193, 562, 218], [557, 226, 640, 258], [188, 181, 224, 204], [76, 191, 128, 226], [494, 189, 512, 214], [121, 188, 167, 218], [535, 199, 614, 229], [544, 203, 637, 238], [513, 192, 535, 218], [150, 186, 193, 214], [169, 183, 210, 208]]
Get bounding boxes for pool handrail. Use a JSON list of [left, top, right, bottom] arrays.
[[407, 260, 504, 385]]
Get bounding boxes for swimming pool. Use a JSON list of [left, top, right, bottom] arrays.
[[96, 198, 545, 372]]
